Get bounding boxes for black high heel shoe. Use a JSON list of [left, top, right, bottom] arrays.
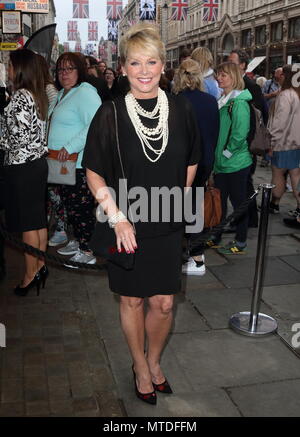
[[152, 379, 173, 394], [14, 272, 42, 297], [132, 366, 157, 405], [39, 265, 49, 289]]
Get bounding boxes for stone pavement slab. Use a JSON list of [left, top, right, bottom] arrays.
[[209, 257, 300, 288], [168, 330, 300, 388], [185, 287, 276, 330], [227, 379, 300, 417]]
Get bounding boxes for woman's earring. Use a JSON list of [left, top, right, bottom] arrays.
[[122, 73, 127, 77]]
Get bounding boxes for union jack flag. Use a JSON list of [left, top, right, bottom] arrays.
[[67, 21, 78, 41], [75, 42, 82, 52], [73, 0, 89, 19], [111, 43, 117, 55], [106, 0, 123, 20], [108, 19, 118, 42], [88, 21, 98, 41], [99, 45, 108, 59], [170, 0, 188, 21], [139, 0, 156, 20], [202, 0, 219, 22]]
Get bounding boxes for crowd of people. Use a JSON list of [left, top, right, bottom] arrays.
[[0, 23, 299, 404]]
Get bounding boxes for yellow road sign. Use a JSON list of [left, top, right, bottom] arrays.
[[0, 42, 18, 50]]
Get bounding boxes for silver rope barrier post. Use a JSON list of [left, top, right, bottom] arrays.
[[229, 183, 278, 337]]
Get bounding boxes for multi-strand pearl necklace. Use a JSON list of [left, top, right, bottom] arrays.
[[125, 88, 169, 163]]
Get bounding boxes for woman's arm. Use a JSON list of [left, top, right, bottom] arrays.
[[226, 101, 250, 153], [86, 168, 137, 253], [186, 164, 198, 188]]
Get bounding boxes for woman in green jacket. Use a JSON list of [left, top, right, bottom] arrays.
[[212, 62, 253, 254]]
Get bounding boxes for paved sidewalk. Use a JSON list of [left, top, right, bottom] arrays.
[[0, 163, 300, 417]]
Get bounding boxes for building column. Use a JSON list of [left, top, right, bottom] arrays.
[[282, 13, 288, 64], [265, 19, 271, 78]]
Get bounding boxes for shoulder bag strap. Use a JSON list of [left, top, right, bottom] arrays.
[[223, 100, 234, 150], [111, 100, 136, 233]]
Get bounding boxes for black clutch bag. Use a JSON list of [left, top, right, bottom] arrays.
[[89, 101, 136, 270], [89, 222, 135, 270]]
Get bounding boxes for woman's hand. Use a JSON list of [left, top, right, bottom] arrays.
[[57, 147, 70, 162], [114, 220, 137, 254]]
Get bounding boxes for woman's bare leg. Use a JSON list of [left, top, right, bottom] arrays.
[[145, 294, 174, 384], [119, 295, 153, 393], [289, 168, 300, 208], [271, 166, 286, 204]]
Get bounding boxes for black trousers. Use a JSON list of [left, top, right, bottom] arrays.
[[214, 165, 251, 244]]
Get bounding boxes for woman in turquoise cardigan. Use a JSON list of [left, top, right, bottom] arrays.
[[48, 53, 101, 266], [212, 62, 252, 254]]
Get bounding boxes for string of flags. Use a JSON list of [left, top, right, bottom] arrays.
[[64, 0, 220, 56]]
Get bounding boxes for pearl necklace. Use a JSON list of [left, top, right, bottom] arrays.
[[125, 88, 169, 163]]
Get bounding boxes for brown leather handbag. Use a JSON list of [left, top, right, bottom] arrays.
[[204, 187, 222, 229]]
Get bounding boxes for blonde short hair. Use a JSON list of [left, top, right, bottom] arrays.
[[173, 59, 204, 94], [216, 62, 245, 91], [119, 22, 166, 65], [191, 47, 214, 72]]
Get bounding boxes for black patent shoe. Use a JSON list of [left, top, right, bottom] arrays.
[[132, 366, 157, 405], [153, 379, 173, 394], [39, 265, 49, 289], [14, 272, 42, 297]]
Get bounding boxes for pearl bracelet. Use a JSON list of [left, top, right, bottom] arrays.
[[108, 211, 127, 228]]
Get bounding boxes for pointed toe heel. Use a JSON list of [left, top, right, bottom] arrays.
[[153, 379, 173, 394], [132, 365, 157, 405]]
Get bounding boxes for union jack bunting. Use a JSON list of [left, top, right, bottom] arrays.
[[127, 17, 136, 27], [170, 0, 188, 21], [108, 19, 118, 42], [75, 42, 82, 52], [88, 21, 98, 41], [63, 42, 70, 52], [202, 0, 219, 22], [67, 21, 78, 41], [139, 0, 156, 21], [73, 0, 89, 19], [111, 43, 117, 55], [99, 45, 108, 59], [106, 0, 123, 20]]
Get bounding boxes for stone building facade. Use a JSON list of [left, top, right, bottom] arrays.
[[166, 0, 300, 76], [119, 0, 300, 77]]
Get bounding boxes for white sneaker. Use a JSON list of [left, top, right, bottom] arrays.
[[182, 256, 206, 276], [64, 249, 96, 269], [48, 230, 68, 247], [57, 240, 79, 255]]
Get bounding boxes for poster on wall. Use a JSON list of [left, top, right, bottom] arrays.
[[2, 10, 22, 33]]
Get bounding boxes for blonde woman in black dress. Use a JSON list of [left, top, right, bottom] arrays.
[[83, 23, 200, 405]]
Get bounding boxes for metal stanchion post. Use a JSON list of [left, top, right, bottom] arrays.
[[229, 183, 278, 337]]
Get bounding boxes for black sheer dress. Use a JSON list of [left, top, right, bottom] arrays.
[[83, 92, 200, 297]]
